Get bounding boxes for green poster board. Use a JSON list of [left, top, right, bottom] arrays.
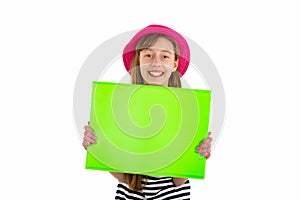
[[85, 82, 211, 179]]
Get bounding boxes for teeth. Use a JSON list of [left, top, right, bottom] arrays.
[[149, 71, 163, 77]]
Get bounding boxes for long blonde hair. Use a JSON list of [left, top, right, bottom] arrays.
[[125, 33, 183, 191]]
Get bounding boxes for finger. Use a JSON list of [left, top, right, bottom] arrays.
[[197, 145, 210, 153], [197, 148, 202, 154], [204, 141, 212, 149], [198, 147, 211, 155], [197, 143, 207, 149], [206, 152, 211, 159], [83, 135, 96, 147], [199, 148, 211, 156], [202, 137, 212, 145], [205, 136, 213, 143], [84, 137, 96, 145], [89, 137, 97, 144], [84, 133, 97, 144], [196, 142, 207, 150], [198, 150, 207, 156], [82, 140, 90, 149], [84, 131, 96, 141], [84, 130, 96, 137], [197, 142, 211, 150], [201, 146, 211, 154], [85, 131, 97, 141], [202, 143, 211, 150], [198, 136, 212, 146], [84, 125, 94, 133], [200, 146, 211, 153]]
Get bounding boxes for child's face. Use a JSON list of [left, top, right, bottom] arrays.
[[139, 37, 178, 86]]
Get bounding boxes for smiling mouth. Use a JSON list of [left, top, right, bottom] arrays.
[[148, 71, 164, 77]]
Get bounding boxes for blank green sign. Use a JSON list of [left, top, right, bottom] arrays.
[[86, 82, 211, 179]]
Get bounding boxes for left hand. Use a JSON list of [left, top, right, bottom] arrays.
[[196, 132, 212, 159]]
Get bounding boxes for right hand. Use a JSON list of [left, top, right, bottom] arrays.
[[82, 121, 97, 150]]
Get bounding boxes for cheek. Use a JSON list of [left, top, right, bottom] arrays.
[[162, 58, 176, 68], [139, 56, 150, 66], [163, 62, 176, 72], [162, 62, 172, 68], [139, 66, 148, 76], [166, 69, 174, 77], [140, 60, 147, 66]]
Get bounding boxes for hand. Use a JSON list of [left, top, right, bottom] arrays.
[[196, 132, 212, 159], [82, 121, 97, 150]]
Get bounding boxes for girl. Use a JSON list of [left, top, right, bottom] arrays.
[[83, 25, 212, 200]]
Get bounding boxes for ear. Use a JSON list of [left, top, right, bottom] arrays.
[[173, 60, 178, 72]]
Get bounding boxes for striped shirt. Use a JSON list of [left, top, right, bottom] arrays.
[[115, 176, 190, 200]]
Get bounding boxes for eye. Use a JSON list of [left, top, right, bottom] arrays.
[[145, 54, 152, 58], [162, 55, 169, 59]]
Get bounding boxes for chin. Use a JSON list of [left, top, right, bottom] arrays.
[[145, 80, 165, 86]]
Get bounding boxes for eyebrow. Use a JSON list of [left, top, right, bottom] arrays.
[[144, 48, 173, 54]]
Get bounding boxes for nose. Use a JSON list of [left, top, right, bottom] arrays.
[[152, 55, 162, 66]]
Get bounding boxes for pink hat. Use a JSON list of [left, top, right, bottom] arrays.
[[122, 24, 190, 77]]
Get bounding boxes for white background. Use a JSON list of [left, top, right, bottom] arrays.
[[1, 1, 299, 199]]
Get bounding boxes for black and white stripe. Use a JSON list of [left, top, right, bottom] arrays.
[[115, 176, 190, 200]]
